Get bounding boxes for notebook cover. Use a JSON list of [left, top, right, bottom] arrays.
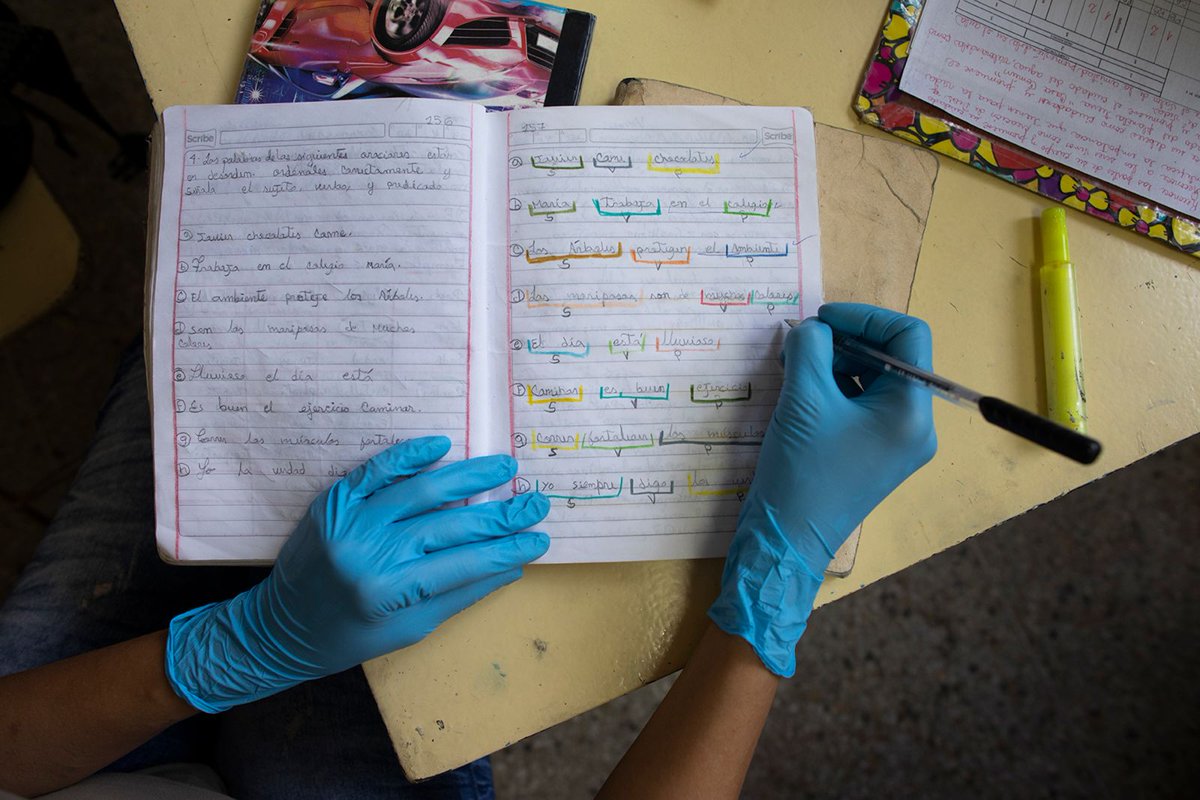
[[544, 9, 594, 106], [234, 0, 594, 110]]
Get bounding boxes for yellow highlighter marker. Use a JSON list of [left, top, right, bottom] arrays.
[[1039, 207, 1087, 433]]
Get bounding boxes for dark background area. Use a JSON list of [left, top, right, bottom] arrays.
[[1, 2, 1197, 797]]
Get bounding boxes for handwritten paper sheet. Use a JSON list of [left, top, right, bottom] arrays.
[[502, 106, 821, 562], [900, 0, 1200, 218], [150, 100, 486, 562]]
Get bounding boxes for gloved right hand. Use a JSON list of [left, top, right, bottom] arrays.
[[709, 303, 938, 677], [165, 436, 549, 713]]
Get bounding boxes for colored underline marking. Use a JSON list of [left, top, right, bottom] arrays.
[[658, 431, 763, 447], [699, 290, 751, 307], [724, 243, 790, 258], [750, 290, 799, 305], [686, 473, 747, 496], [538, 477, 624, 500], [531, 155, 584, 170], [530, 431, 580, 451], [526, 385, 584, 405], [592, 156, 632, 170], [599, 386, 670, 401], [525, 243, 624, 264], [526, 289, 644, 309], [629, 480, 675, 496], [689, 384, 753, 403], [631, 247, 691, 266], [528, 341, 590, 358], [608, 334, 647, 354], [655, 337, 721, 352], [580, 439, 656, 451], [646, 154, 720, 174], [528, 202, 577, 217], [722, 199, 774, 217], [592, 199, 662, 217]]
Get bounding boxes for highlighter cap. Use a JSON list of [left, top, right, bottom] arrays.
[[1041, 206, 1070, 264]]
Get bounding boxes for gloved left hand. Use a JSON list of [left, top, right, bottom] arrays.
[[165, 436, 549, 713]]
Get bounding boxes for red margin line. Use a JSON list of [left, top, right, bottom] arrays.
[[465, 114, 474, 459], [172, 109, 187, 559], [506, 114, 516, 459], [791, 110, 804, 314]]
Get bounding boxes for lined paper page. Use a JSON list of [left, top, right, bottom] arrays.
[[150, 100, 483, 562], [502, 106, 821, 562]]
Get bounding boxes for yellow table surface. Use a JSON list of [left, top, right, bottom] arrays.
[[115, 0, 1200, 776]]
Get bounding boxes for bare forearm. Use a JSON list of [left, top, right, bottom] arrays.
[[598, 622, 780, 800], [0, 630, 197, 796]]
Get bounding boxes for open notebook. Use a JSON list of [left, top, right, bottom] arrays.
[[146, 99, 821, 563]]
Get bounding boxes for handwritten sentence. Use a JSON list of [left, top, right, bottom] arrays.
[[175, 419, 764, 463], [512, 471, 755, 503], [174, 463, 755, 506]]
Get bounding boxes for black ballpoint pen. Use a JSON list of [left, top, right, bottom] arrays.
[[784, 320, 1101, 465]]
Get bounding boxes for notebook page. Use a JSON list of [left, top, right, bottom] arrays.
[[502, 106, 821, 562], [900, 0, 1200, 219], [150, 99, 485, 562]]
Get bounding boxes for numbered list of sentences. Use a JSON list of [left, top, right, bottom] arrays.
[[160, 105, 473, 558], [502, 106, 820, 561]]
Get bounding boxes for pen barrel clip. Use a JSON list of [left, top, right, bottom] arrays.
[[977, 396, 1100, 465]]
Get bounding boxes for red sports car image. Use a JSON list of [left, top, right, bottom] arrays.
[[240, 0, 567, 107]]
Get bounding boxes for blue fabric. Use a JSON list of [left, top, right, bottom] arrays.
[[0, 339, 494, 800]]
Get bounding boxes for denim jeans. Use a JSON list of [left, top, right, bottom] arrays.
[[0, 340, 494, 800]]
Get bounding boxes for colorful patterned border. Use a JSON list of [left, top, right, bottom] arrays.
[[855, 0, 1200, 258]]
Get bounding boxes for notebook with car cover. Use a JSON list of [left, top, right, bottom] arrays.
[[234, 0, 594, 109]]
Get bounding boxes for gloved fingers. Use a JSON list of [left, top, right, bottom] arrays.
[[817, 303, 933, 370], [779, 317, 841, 395], [364, 454, 517, 521], [388, 492, 551, 555], [818, 303, 934, 409], [832, 352, 885, 393], [379, 533, 548, 613], [408, 567, 524, 633], [831, 369, 865, 398], [344, 436, 452, 501]]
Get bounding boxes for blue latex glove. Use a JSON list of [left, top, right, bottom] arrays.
[[165, 436, 549, 713], [709, 303, 937, 677]]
